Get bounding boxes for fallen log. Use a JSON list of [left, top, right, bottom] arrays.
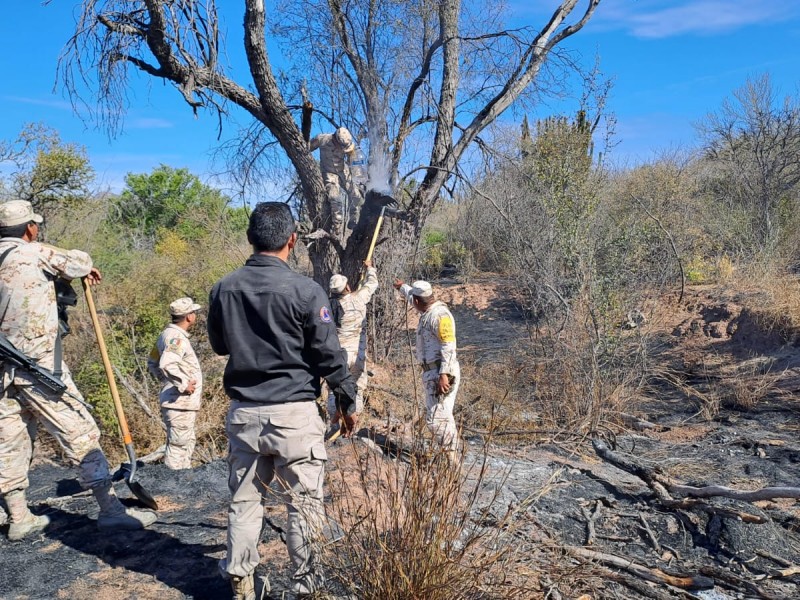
[[592, 439, 800, 504], [566, 546, 714, 590]]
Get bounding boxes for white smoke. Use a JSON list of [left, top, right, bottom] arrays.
[[365, 131, 393, 195]]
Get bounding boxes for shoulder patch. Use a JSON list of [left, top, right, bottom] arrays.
[[320, 306, 332, 323], [438, 316, 456, 343], [165, 337, 183, 352]]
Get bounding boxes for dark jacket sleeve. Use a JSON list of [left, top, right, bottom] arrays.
[[303, 284, 357, 401], [207, 282, 229, 356]]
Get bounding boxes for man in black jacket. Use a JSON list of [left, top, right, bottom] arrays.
[[208, 202, 358, 599]]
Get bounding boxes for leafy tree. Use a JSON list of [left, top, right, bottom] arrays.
[[60, 0, 602, 283], [0, 123, 94, 225], [112, 165, 234, 249]]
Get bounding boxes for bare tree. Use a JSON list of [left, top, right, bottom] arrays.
[[698, 74, 800, 250], [59, 0, 602, 282]]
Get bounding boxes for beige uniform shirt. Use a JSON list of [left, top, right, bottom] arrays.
[[309, 133, 353, 180], [399, 285, 459, 377], [148, 324, 203, 410], [0, 238, 92, 371], [335, 267, 378, 352]]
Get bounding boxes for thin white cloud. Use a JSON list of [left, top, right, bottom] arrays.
[[3, 95, 72, 111], [600, 0, 800, 39], [129, 117, 174, 129]]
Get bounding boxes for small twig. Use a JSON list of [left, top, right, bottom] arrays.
[[581, 500, 603, 545], [638, 512, 661, 554], [756, 549, 792, 568]]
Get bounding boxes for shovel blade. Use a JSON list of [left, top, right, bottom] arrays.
[[126, 478, 159, 511]]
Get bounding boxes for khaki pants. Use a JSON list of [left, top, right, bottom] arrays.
[[161, 407, 197, 470], [0, 366, 111, 494], [422, 363, 460, 451], [221, 400, 327, 579], [324, 172, 363, 226]]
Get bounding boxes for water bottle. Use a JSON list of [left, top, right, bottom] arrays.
[[351, 146, 367, 185]]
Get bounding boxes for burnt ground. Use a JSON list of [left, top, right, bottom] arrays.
[[3, 280, 800, 599]]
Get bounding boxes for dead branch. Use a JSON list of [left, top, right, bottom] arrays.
[[139, 445, 166, 464], [661, 498, 767, 524], [112, 366, 166, 431], [566, 546, 714, 590], [756, 549, 793, 568], [699, 565, 782, 600], [638, 512, 662, 554], [593, 439, 800, 504], [581, 500, 602, 545]]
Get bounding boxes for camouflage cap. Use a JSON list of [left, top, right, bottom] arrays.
[[410, 280, 433, 298], [170, 297, 202, 316], [335, 127, 356, 153], [329, 274, 348, 293], [0, 200, 44, 228]]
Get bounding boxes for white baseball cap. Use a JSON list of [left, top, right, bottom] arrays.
[[410, 280, 433, 298], [0, 200, 44, 228]]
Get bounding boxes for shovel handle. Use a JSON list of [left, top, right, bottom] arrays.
[[81, 278, 133, 445]]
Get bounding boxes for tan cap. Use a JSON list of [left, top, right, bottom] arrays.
[[329, 274, 348, 294], [410, 280, 433, 298], [0, 200, 44, 228], [169, 297, 202, 317]]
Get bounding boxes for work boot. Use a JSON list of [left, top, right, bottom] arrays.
[[97, 506, 157, 530], [290, 571, 324, 597], [4, 489, 50, 541], [231, 573, 255, 600], [93, 483, 157, 530], [8, 512, 50, 541]]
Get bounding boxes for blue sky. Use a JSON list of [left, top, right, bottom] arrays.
[[1, 0, 800, 192]]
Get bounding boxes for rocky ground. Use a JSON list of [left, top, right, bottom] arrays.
[[2, 281, 800, 599]]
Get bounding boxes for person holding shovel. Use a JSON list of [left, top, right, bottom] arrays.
[[208, 201, 358, 599], [327, 260, 379, 429], [0, 200, 156, 541], [148, 297, 203, 470], [393, 278, 461, 464]]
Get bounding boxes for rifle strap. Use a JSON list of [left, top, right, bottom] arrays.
[[0, 245, 16, 267], [0, 244, 63, 378]]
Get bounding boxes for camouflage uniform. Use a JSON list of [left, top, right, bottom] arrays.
[[148, 323, 203, 469], [327, 267, 379, 416], [0, 238, 111, 494], [309, 132, 364, 228], [399, 283, 460, 451]]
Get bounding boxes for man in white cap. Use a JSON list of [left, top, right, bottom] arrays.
[[309, 126, 364, 231], [327, 260, 379, 429], [147, 297, 203, 469], [393, 278, 461, 462], [0, 200, 157, 540]]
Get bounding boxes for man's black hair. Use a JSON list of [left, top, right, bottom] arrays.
[[247, 202, 295, 252], [0, 222, 33, 239]]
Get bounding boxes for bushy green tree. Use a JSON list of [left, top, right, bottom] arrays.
[[0, 123, 94, 226], [112, 165, 232, 248]]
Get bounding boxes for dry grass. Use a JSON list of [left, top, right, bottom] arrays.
[[317, 436, 537, 599]]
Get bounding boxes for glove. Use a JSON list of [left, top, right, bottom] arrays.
[[333, 380, 358, 416], [332, 380, 359, 438]]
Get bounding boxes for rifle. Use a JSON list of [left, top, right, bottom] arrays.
[[0, 332, 67, 395]]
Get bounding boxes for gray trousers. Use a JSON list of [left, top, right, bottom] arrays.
[[221, 400, 327, 579]]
